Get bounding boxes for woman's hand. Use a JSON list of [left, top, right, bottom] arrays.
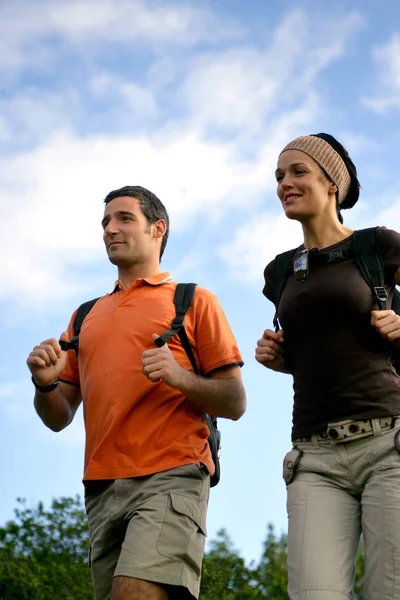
[[255, 329, 290, 373], [371, 310, 400, 348]]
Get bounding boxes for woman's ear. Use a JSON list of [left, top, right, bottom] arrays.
[[329, 181, 338, 195]]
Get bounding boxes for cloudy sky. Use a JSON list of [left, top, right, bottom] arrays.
[[2, 0, 400, 563]]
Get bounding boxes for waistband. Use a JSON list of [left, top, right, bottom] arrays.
[[294, 415, 400, 444]]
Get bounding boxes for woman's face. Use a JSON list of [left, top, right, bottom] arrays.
[[275, 149, 337, 222]]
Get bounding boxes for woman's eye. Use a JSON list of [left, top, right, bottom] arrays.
[[295, 170, 304, 176]]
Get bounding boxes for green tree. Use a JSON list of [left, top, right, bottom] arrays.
[[0, 496, 93, 600], [200, 528, 260, 599], [0, 496, 366, 599], [354, 538, 365, 600], [255, 524, 289, 599]]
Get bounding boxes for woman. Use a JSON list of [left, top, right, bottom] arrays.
[[256, 133, 400, 600]]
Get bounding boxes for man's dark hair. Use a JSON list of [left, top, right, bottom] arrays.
[[104, 185, 170, 260]]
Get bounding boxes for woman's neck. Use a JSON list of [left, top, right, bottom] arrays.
[[301, 217, 353, 250]]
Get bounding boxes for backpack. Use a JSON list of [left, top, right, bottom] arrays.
[[61, 283, 221, 487], [273, 226, 400, 372]]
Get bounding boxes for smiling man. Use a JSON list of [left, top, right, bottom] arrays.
[[26, 185, 245, 600]]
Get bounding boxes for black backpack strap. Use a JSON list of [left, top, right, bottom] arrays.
[[155, 282, 221, 487], [352, 228, 387, 310], [392, 289, 400, 315], [154, 283, 197, 349], [273, 248, 297, 331], [177, 328, 198, 374], [59, 297, 100, 354]]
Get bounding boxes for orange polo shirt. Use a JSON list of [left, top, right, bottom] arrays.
[[60, 273, 243, 481]]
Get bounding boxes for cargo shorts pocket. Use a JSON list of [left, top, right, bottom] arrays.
[[157, 491, 207, 578], [282, 447, 303, 485]]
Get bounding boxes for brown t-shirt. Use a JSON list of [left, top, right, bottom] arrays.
[[263, 228, 400, 440]]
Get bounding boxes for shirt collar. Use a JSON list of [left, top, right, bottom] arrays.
[[111, 272, 173, 293]]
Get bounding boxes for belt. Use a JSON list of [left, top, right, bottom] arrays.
[[294, 415, 400, 443]]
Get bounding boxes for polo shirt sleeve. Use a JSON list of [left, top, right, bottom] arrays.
[[262, 258, 276, 304], [59, 308, 80, 386], [377, 227, 400, 284], [192, 287, 243, 376]]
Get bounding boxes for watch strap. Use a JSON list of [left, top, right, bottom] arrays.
[[31, 375, 59, 393]]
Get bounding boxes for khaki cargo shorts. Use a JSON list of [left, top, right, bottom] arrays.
[[85, 464, 210, 600]]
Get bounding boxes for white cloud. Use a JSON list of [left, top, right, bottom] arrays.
[[220, 211, 301, 283], [181, 48, 278, 130], [49, 0, 242, 44], [0, 0, 243, 74], [180, 10, 364, 131], [0, 88, 80, 146], [89, 74, 158, 119], [0, 128, 264, 305], [220, 195, 400, 284], [362, 34, 400, 113], [0, 5, 369, 308]]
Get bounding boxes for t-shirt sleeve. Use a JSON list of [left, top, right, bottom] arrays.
[[59, 308, 80, 386], [262, 259, 277, 304], [192, 287, 243, 376], [378, 227, 400, 284]]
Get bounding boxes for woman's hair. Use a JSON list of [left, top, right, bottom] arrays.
[[280, 132, 361, 222]]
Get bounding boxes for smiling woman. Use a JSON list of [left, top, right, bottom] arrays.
[[256, 132, 400, 600]]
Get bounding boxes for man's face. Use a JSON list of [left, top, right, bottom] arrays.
[[101, 196, 156, 267]]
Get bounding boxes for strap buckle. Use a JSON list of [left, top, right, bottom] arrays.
[[326, 250, 346, 263], [373, 286, 388, 303], [59, 337, 79, 354]]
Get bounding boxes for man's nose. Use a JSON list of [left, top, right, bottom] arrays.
[[104, 220, 119, 235]]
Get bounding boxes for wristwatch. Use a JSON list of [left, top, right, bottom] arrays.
[[31, 375, 59, 393]]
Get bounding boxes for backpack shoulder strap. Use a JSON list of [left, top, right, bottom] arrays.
[[273, 248, 297, 331], [392, 289, 400, 315], [352, 228, 387, 310], [73, 298, 101, 337], [154, 283, 198, 373], [155, 283, 222, 486], [61, 297, 100, 354]]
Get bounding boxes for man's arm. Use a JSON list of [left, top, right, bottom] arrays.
[[27, 335, 82, 431], [141, 337, 246, 420], [34, 382, 82, 432]]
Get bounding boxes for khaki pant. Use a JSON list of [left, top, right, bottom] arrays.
[[284, 424, 400, 599], [85, 464, 210, 600]]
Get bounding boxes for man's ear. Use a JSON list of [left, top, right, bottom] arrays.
[[152, 219, 167, 239]]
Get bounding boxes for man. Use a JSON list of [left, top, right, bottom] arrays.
[[26, 186, 246, 600]]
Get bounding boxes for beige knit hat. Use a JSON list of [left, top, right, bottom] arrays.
[[280, 135, 351, 204]]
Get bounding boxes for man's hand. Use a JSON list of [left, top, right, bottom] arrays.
[[141, 334, 190, 388], [27, 333, 69, 386], [255, 329, 290, 373], [371, 310, 400, 348]]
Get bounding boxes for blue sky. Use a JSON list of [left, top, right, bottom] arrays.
[[2, 0, 400, 564]]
